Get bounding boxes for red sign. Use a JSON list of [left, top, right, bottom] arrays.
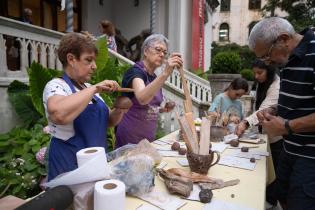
[[192, 0, 205, 71]]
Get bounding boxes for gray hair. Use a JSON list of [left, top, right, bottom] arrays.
[[141, 34, 169, 59], [248, 17, 295, 50]]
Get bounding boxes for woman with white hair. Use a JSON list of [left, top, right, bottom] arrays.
[[115, 34, 183, 148]]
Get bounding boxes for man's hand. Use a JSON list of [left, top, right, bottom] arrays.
[[260, 112, 288, 137], [257, 107, 277, 124]]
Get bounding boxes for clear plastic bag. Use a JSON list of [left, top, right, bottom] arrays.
[[106, 144, 136, 162], [108, 139, 161, 196], [110, 154, 155, 196]]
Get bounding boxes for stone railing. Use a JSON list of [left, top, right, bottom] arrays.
[[0, 16, 212, 134], [0, 16, 63, 81]]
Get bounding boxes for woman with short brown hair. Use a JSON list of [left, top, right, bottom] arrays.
[[43, 33, 130, 181]]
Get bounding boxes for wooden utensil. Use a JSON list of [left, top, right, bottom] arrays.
[[116, 87, 134, 92]]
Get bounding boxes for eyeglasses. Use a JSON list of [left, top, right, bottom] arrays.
[[152, 47, 169, 57], [258, 40, 277, 62]]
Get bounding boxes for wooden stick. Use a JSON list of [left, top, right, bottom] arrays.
[[199, 117, 211, 155], [177, 113, 199, 153], [178, 67, 193, 113], [184, 112, 199, 143], [176, 112, 193, 152], [116, 87, 134, 92]]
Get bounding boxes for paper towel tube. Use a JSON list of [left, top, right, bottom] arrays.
[[94, 179, 126, 210], [76, 147, 106, 167]]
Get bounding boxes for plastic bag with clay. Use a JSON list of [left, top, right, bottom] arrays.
[[108, 139, 161, 196], [110, 154, 155, 196]]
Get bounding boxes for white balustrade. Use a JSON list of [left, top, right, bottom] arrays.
[[0, 16, 63, 78]]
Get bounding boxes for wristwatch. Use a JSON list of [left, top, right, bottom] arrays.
[[284, 120, 293, 135]]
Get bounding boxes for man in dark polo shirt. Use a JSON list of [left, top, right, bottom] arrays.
[[248, 17, 315, 210]]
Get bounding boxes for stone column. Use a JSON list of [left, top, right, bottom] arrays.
[[66, 0, 74, 32]]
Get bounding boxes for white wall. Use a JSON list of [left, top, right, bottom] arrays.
[[111, 0, 150, 40], [81, 0, 113, 36]]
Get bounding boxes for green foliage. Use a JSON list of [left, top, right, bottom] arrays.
[[240, 69, 254, 81], [212, 51, 242, 74], [262, 0, 315, 31], [106, 128, 116, 152], [190, 68, 209, 80], [27, 62, 62, 117], [7, 80, 42, 127], [211, 42, 256, 70], [0, 124, 50, 199], [95, 37, 109, 71], [92, 36, 131, 107], [91, 56, 131, 107]]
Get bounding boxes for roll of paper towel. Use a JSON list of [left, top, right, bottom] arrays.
[[76, 147, 106, 167], [45, 147, 111, 188], [94, 179, 126, 210]]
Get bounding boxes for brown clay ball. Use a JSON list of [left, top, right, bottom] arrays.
[[241, 147, 249, 152], [171, 142, 180, 151], [199, 189, 213, 203], [178, 148, 187, 155], [113, 96, 132, 109], [230, 140, 239, 147], [250, 157, 256, 163], [165, 101, 176, 109]]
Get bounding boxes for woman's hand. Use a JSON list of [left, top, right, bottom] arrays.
[[164, 53, 183, 75], [159, 101, 176, 113], [235, 120, 248, 136], [95, 80, 119, 93]]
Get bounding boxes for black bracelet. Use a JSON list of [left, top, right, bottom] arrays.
[[284, 120, 293, 135], [244, 120, 250, 128]]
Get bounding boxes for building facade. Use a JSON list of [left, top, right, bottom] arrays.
[[212, 0, 286, 46]]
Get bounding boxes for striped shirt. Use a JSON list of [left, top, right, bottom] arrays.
[[278, 28, 315, 159]]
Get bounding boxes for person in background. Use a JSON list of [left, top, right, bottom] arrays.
[[99, 20, 117, 52], [21, 8, 32, 24], [235, 59, 282, 207], [249, 17, 315, 210], [208, 78, 249, 124], [115, 34, 182, 148], [43, 33, 130, 181]]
